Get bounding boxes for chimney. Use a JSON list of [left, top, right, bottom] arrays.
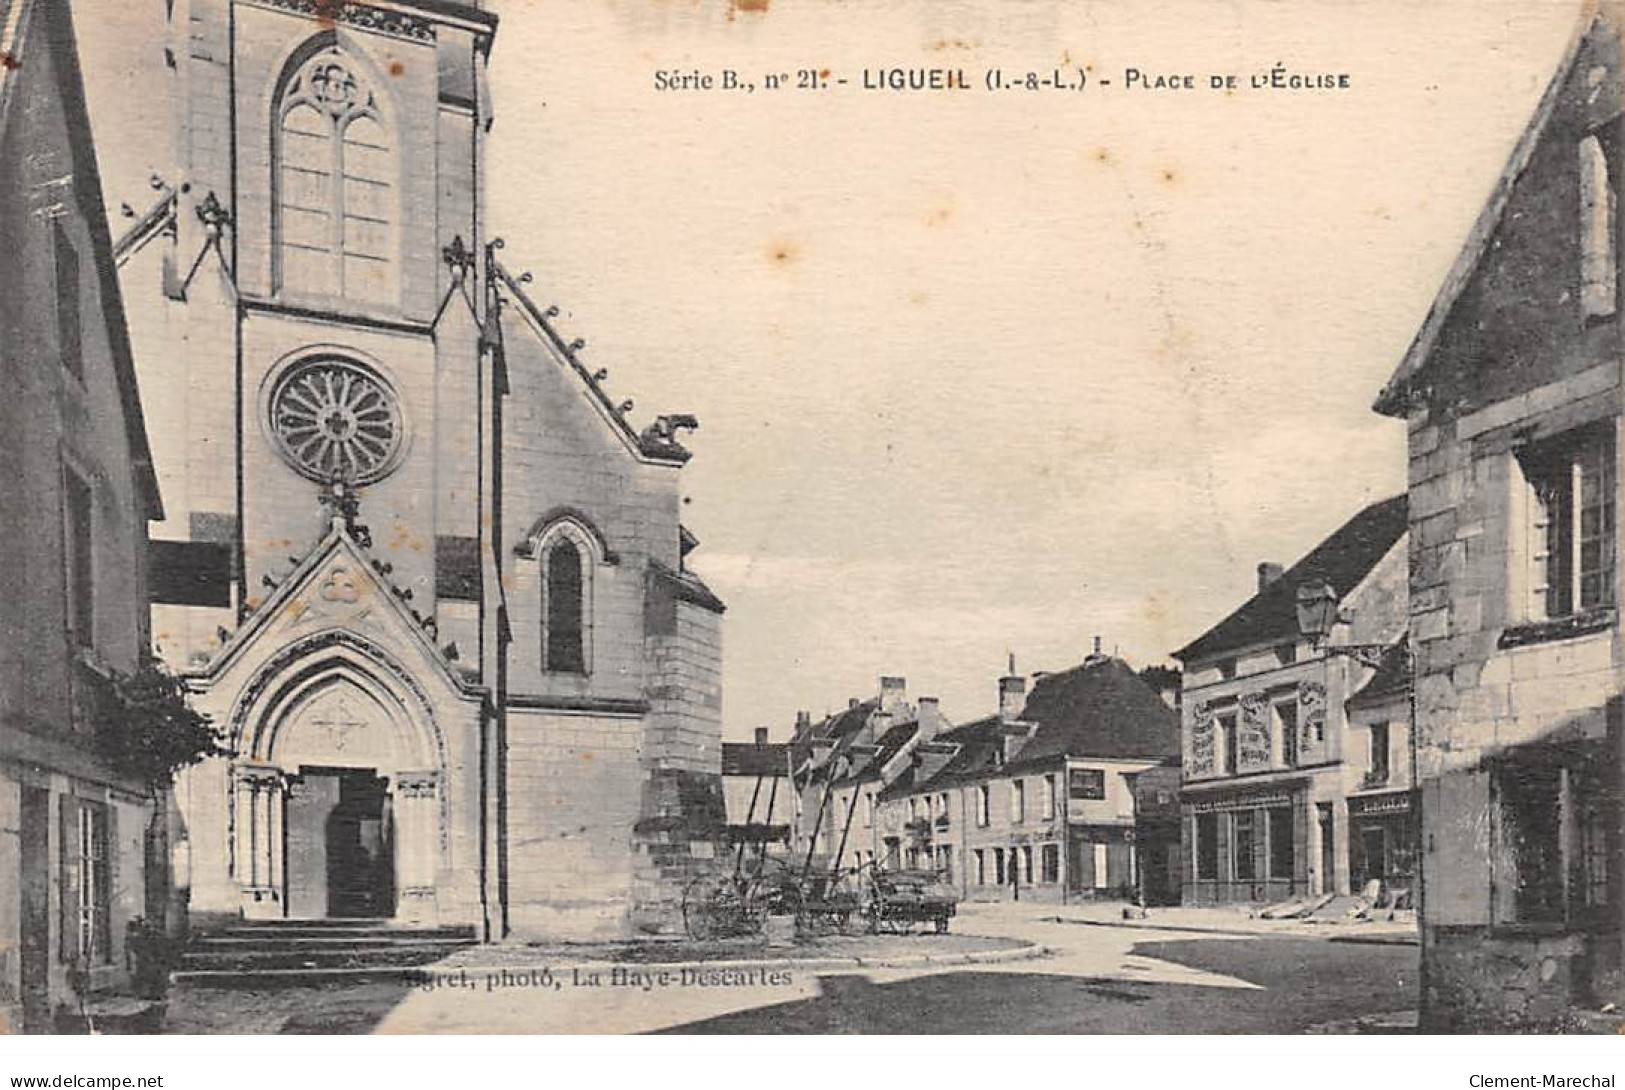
[[754, 727, 769, 747], [917, 696, 942, 739], [1258, 562, 1284, 593], [1084, 635, 1109, 666], [794, 710, 811, 738], [998, 655, 1025, 722], [879, 675, 907, 716]]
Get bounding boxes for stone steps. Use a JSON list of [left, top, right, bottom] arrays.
[[174, 919, 477, 987]]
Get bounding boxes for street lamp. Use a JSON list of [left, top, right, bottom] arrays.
[[1294, 579, 1395, 669], [1295, 575, 1425, 1012]]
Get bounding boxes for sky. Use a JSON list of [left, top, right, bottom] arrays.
[[74, 0, 1581, 737]]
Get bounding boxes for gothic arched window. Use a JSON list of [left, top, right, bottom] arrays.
[[544, 539, 585, 674], [1579, 132, 1616, 320], [276, 49, 396, 304]]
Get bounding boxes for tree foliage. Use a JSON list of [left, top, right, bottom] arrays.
[[90, 661, 227, 790]]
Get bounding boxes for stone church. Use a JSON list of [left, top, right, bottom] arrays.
[[116, 0, 726, 940]]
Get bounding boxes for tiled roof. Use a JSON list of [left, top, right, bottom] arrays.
[[1173, 494, 1408, 663], [721, 741, 791, 778], [1012, 656, 1181, 765]]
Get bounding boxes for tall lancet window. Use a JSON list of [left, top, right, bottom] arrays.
[[540, 528, 592, 675], [276, 50, 396, 304], [1579, 133, 1616, 320]]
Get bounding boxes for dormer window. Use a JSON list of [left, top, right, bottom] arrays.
[[1579, 132, 1616, 321]]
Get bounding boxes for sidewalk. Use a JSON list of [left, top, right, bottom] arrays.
[[1040, 901, 1419, 944]]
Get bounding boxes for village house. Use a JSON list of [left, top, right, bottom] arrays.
[[1373, 1, 1625, 1029], [877, 652, 1180, 904], [0, 0, 167, 1031], [113, 0, 726, 941], [786, 678, 953, 872], [1172, 497, 1409, 907]]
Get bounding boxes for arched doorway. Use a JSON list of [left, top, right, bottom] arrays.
[[228, 639, 445, 922]]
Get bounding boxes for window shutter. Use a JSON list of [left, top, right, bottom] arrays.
[[58, 795, 78, 964], [103, 803, 119, 966]]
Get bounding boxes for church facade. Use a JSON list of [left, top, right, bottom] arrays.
[[118, 0, 726, 940]]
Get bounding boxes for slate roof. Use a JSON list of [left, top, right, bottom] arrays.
[[1374, 6, 1610, 417], [721, 741, 791, 778], [830, 720, 919, 786], [882, 716, 1006, 797], [1173, 494, 1408, 663], [1012, 656, 1181, 765]]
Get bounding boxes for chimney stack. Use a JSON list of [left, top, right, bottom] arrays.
[[917, 696, 942, 739], [754, 726, 769, 747], [794, 710, 811, 738], [879, 675, 907, 716], [998, 655, 1026, 722], [1258, 562, 1284, 593]]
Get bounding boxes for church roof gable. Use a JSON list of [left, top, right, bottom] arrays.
[[187, 517, 478, 699]]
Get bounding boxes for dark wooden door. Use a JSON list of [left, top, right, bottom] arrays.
[[19, 787, 49, 1032], [326, 772, 392, 918], [286, 773, 339, 918], [1318, 804, 1335, 895]]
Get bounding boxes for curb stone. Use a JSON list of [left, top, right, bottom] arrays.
[[1046, 915, 1418, 944]]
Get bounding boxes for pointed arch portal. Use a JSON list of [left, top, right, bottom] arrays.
[[227, 634, 446, 921]]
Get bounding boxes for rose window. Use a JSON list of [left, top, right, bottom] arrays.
[[269, 359, 403, 484]]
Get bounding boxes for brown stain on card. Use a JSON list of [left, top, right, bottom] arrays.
[[766, 239, 800, 266]]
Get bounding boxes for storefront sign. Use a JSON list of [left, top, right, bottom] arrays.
[[1348, 790, 1412, 817], [1183, 788, 1293, 813]]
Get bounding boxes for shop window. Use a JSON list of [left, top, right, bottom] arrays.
[[1233, 811, 1256, 881], [1195, 812, 1218, 880], [1041, 842, 1060, 883], [1268, 807, 1294, 880], [1517, 424, 1615, 622]]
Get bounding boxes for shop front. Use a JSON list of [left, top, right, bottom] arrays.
[[1181, 782, 1308, 905], [1346, 789, 1417, 902]]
